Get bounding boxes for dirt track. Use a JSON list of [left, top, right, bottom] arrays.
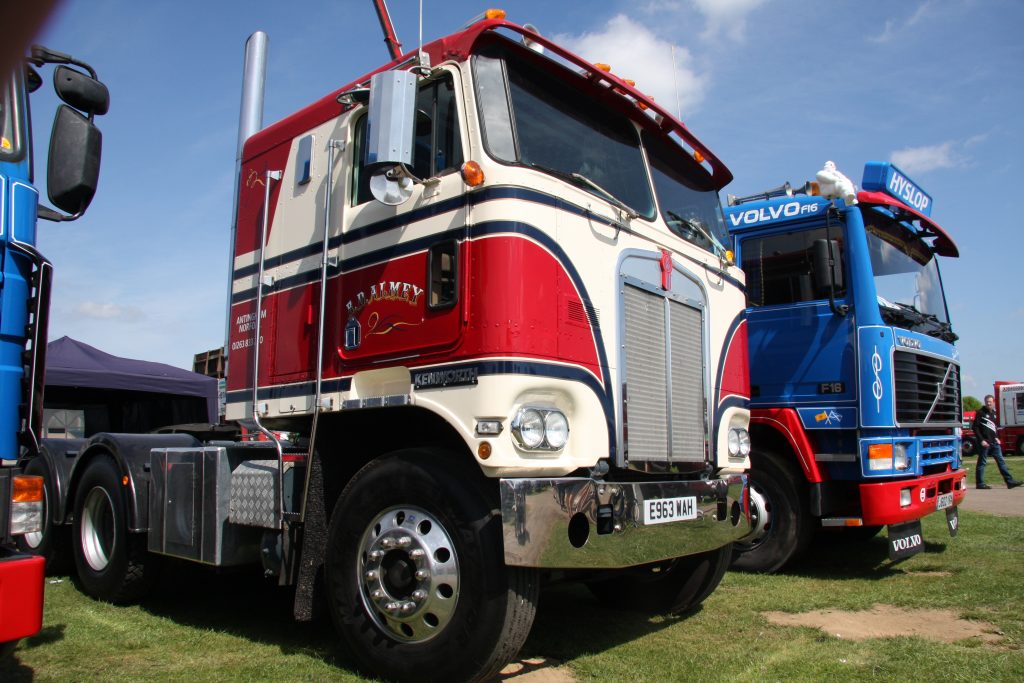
[[960, 481, 1024, 517]]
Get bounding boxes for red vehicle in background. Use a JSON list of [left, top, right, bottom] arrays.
[[962, 382, 1024, 457]]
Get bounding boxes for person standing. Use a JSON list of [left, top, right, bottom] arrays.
[[973, 394, 1022, 489]]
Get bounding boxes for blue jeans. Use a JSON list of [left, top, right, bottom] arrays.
[[976, 441, 1013, 485]]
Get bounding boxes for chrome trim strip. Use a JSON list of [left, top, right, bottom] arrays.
[[499, 473, 749, 568]]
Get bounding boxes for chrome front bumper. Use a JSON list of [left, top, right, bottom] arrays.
[[499, 473, 750, 568]]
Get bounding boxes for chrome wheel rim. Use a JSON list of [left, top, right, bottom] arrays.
[[736, 482, 771, 549], [358, 505, 459, 643], [81, 486, 116, 572]]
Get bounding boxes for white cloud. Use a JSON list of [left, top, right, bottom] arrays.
[[74, 301, 145, 322], [555, 15, 708, 117], [690, 0, 768, 42], [890, 141, 962, 174], [869, 1, 937, 43]]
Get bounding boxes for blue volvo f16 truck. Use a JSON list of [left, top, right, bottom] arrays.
[[0, 45, 108, 656], [725, 161, 966, 572]]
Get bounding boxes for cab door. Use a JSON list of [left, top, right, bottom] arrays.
[[739, 224, 856, 406], [336, 69, 468, 369]]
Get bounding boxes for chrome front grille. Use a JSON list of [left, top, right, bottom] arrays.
[[622, 284, 705, 465], [893, 350, 961, 427]]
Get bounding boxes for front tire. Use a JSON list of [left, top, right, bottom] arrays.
[[587, 544, 731, 614], [71, 456, 158, 603], [15, 457, 70, 574], [325, 451, 538, 682], [731, 456, 813, 572], [961, 439, 976, 457]]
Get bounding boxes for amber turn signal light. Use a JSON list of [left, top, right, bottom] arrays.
[[462, 160, 485, 187]]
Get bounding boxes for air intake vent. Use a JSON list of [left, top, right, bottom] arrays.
[[893, 350, 961, 426], [622, 284, 705, 465]]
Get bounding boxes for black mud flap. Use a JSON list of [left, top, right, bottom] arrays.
[[945, 506, 959, 537], [887, 520, 924, 562]]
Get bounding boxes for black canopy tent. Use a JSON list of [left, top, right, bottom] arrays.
[[44, 336, 217, 436]]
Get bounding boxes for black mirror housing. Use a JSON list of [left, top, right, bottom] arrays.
[[812, 238, 844, 296], [53, 65, 109, 116], [48, 104, 102, 215]]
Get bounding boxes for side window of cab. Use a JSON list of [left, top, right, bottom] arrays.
[[741, 228, 847, 307], [351, 73, 464, 206]]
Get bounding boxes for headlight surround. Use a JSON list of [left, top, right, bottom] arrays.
[[512, 407, 569, 451]]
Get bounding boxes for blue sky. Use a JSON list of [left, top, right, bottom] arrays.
[[29, 0, 1024, 399]]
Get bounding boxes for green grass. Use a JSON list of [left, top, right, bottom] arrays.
[[4, 460, 1023, 682]]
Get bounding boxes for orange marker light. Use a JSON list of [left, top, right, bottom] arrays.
[[867, 443, 893, 471], [478, 442, 492, 460], [484, 9, 507, 20], [623, 79, 636, 86], [12, 475, 43, 503], [461, 160, 485, 187], [122, 475, 130, 486], [594, 63, 612, 72], [693, 150, 705, 163]]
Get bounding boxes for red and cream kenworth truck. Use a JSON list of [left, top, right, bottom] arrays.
[[26, 8, 751, 681]]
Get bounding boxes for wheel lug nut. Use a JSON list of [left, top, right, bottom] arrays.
[[365, 570, 377, 582], [385, 602, 400, 612], [381, 538, 395, 549], [369, 550, 384, 561], [401, 601, 416, 612], [397, 536, 412, 547], [412, 589, 427, 601], [414, 570, 429, 581], [371, 590, 384, 600], [409, 549, 425, 559]]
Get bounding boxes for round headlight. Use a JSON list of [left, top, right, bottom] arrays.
[[738, 429, 751, 456], [728, 429, 740, 456], [517, 409, 545, 449], [544, 411, 569, 450]]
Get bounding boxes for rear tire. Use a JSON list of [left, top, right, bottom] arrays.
[[587, 544, 731, 614], [961, 439, 976, 457], [731, 456, 813, 572], [71, 456, 159, 603], [325, 451, 538, 683], [15, 457, 70, 575]]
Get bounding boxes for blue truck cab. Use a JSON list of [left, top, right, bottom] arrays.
[[725, 161, 966, 572], [1, 46, 107, 654]]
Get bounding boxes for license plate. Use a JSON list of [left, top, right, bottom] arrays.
[[643, 496, 697, 525], [936, 492, 953, 510]]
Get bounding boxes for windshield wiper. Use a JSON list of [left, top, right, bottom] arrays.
[[666, 210, 726, 256], [879, 298, 958, 342], [521, 162, 639, 221], [569, 172, 639, 221]]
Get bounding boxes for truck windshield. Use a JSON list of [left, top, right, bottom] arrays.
[[473, 39, 655, 219], [864, 209, 955, 340], [643, 129, 727, 255]]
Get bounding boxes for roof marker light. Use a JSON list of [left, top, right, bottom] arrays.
[[463, 8, 507, 28], [594, 63, 612, 72]]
